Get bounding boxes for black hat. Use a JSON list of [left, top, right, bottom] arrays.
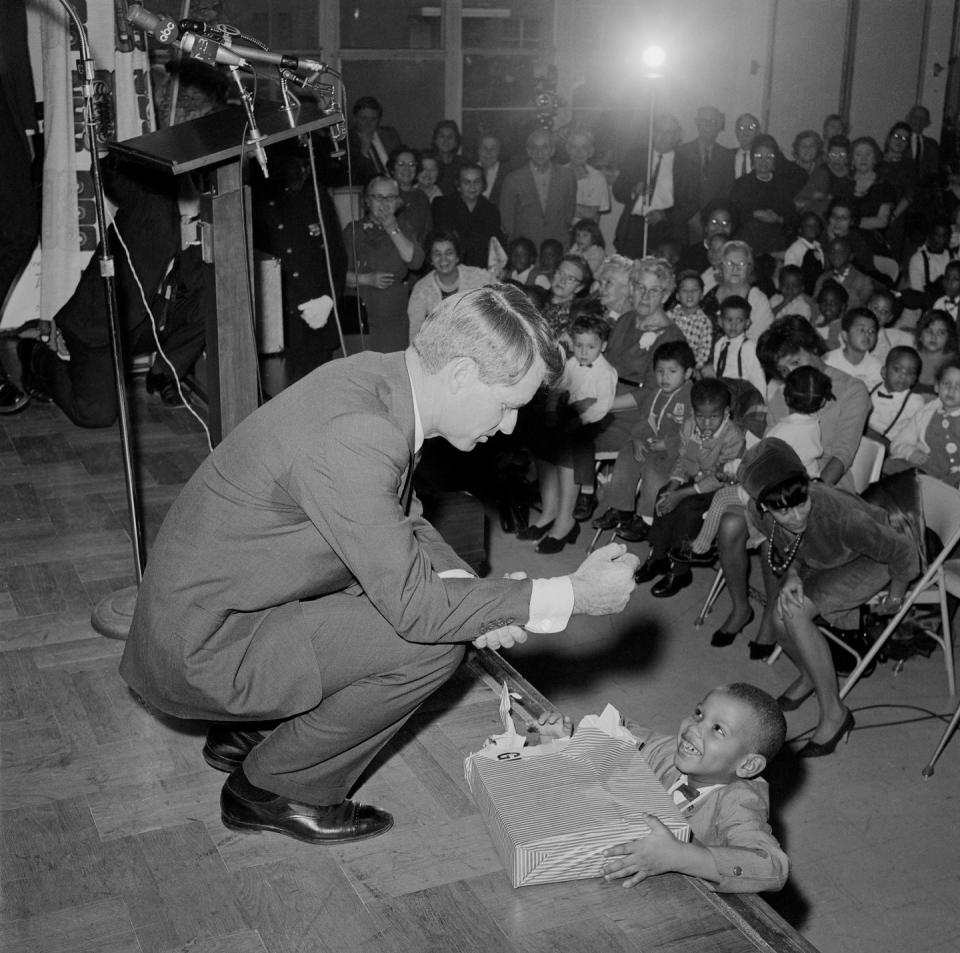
[[738, 437, 807, 501]]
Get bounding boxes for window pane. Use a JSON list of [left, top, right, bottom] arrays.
[[220, 0, 318, 51], [340, 59, 445, 149], [340, 0, 442, 50]]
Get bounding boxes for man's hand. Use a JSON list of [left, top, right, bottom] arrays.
[[654, 488, 685, 516], [537, 711, 574, 739], [472, 625, 528, 650], [602, 815, 685, 887], [570, 543, 639, 616], [365, 271, 396, 289]]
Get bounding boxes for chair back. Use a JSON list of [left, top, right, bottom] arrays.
[[849, 435, 885, 494], [919, 475, 960, 597]]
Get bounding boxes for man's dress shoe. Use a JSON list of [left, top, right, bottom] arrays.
[[203, 725, 267, 772], [221, 769, 394, 843]]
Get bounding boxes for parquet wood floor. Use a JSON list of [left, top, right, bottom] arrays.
[[0, 380, 817, 953]]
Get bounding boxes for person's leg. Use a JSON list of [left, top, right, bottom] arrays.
[[531, 458, 559, 528], [242, 593, 465, 805], [774, 596, 850, 746], [551, 464, 579, 538], [716, 510, 753, 631]]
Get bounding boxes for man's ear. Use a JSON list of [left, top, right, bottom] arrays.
[[736, 752, 767, 779], [839, 330, 849, 346], [683, 367, 694, 381], [448, 356, 479, 392], [600, 340, 608, 353]]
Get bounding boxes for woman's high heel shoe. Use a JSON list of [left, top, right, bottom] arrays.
[[796, 708, 855, 758], [775, 687, 814, 712], [516, 520, 553, 541], [710, 608, 755, 647], [748, 640, 777, 661], [536, 522, 580, 554]]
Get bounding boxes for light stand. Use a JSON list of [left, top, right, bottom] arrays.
[[52, 2, 147, 639], [640, 45, 665, 259]]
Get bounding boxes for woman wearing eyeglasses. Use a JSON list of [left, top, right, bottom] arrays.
[[728, 134, 803, 259], [738, 437, 918, 757], [881, 122, 919, 261], [703, 240, 775, 339], [388, 147, 433, 249], [541, 254, 592, 344]]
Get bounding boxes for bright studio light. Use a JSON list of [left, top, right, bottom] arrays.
[[642, 45, 666, 72]]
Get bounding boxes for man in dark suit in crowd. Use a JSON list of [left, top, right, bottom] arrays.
[[119, 286, 639, 845], [338, 96, 402, 187], [499, 128, 577, 250], [674, 105, 735, 244], [477, 134, 507, 206], [906, 104, 941, 185], [733, 113, 761, 179], [432, 162, 505, 268], [612, 113, 683, 258]]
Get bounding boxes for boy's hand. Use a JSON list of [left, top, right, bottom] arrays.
[[569, 397, 596, 415], [646, 437, 666, 452], [655, 488, 684, 516], [537, 711, 575, 739], [602, 815, 685, 887]]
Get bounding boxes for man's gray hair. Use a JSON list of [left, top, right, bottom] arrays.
[[414, 285, 563, 386]]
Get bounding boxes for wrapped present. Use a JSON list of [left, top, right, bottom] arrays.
[[464, 687, 690, 888]]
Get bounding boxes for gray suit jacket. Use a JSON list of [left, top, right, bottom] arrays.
[[120, 351, 532, 721], [499, 162, 577, 249]]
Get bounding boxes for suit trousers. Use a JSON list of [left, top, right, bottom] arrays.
[[241, 591, 465, 805]]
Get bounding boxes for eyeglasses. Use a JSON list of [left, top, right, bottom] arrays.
[[393, 160, 417, 168], [752, 152, 775, 161], [890, 132, 910, 141], [737, 122, 759, 131], [827, 151, 848, 160], [555, 271, 583, 285], [632, 285, 664, 297], [723, 260, 749, 270], [369, 193, 399, 202]]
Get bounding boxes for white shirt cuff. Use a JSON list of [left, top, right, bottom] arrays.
[[526, 577, 575, 633], [437, 570, 474, 579]]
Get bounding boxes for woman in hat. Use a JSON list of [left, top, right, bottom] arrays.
[[739, 438, 919, 757]]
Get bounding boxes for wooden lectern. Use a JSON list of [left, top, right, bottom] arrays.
[[110, 101, 343, 443]]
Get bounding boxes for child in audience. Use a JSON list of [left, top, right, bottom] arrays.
[[907, 221, 951, 297], [520, 310, 618, 552], [931, 259, 960, 326], [813, 236, 874, 310], [669, 270, 714, 371], [539, 682, 788, 894], [914, 308, 959, 394], [867, 288, 914, 365], [711, 296, 767, 405], [570, 218, 606, 276], [529, 238, 564, 291], [507, 237, 537, 285], [889, 358, 960, 488], [814, 279, 849, 348], [770, 264, 818, 322], [675, 366, 832, 567], [631, 379, 745, 597], [783, 211, 825, 294], [824, 308, 883, 389], [593, 341, 695, 538], [866, 346, 926, 443]]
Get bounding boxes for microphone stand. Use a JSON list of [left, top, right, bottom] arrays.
[[58, 0, 145, 586]]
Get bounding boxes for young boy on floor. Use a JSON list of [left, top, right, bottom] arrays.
[[631, 378, 745, 597], [866, 346, 926, 445], [770, 264, 818, 323], [540, 683, 788, 894], [824, 307, 883, 389]]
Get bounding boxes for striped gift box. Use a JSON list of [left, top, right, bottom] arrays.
[[465, 726, 690, 888]]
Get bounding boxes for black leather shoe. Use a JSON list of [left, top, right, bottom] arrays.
[[616, 516, 650, 542], [536, 522, 581, 554], [221, 769, 394, 843], [146, 373, 182, 405], [573, 492, 598, 521], [516, 519, 553, 540], [667, 539, 717, 566], [651, 568, 693, 598], [591, 507, 631, 530], [0, 378, 29, 415], [633, 556, 670, 584], [16, 339, 53, 402], [710, 608, 755, 647], [203, 725, 267, 772]]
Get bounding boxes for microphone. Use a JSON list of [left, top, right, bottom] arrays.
[[127, 5, 328, 74]]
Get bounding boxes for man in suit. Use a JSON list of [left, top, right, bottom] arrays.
[[499, 128, 578, 250], [674, 106, 735, 245], [477, 134, 506, 206], [733, 114, 761, 179], [612, 113, 683, 257], [119, 286, 639, 845], [343, 96, 402, 187], [431, 163, 505, 268], [906, 104, 941, 185]]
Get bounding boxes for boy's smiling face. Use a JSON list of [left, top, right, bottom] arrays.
[[842, 315, 878, 355], [675, 690, 764, 785], [779, 271, 803, 301]]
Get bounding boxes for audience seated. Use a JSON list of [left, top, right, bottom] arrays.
[[431, 162, 504, 269]]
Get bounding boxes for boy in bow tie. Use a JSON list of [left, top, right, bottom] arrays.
[[541, 683, 788, 893], [866, 346, 925, 444]]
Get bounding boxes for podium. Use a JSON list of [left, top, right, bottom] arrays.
[[110, 101, 343, 443]]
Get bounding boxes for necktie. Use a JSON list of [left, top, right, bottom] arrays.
[[717, 341, 729, 375], [649, 153, 662, 200], [913, 134, 922, 162], [579, 363, 593, 368], [673, 782, 700, 806], [702, 146, 711, 180]]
